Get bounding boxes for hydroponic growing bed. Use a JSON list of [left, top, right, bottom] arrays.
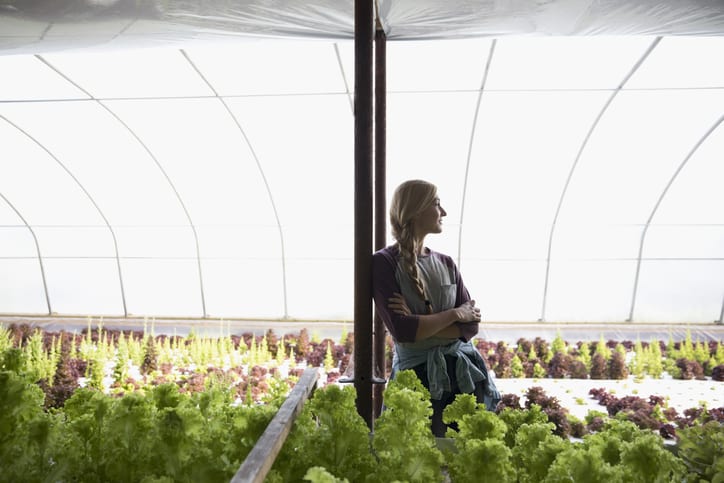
[[1, 321, 722, 482]]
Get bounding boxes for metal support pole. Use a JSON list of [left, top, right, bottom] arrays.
[[718, 293, 724, 325], [353, 0, 375, 430], [373, 26, 387, 419], [627, 113, 724, 322]]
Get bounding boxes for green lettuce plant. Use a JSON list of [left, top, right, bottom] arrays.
[[442, 394, 514, 482], [513, 422, 569, 483], [373, 370, 444, 482], [271, 384, 376, 482], [677, 421, 724, 482]]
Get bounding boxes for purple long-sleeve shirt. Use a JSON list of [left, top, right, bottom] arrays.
[[372, 245, 479, 343]]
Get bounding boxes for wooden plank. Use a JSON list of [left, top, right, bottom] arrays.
[[230, 367, 319, 483]]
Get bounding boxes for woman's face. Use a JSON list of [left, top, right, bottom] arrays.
[[414, 197, 447, 237]]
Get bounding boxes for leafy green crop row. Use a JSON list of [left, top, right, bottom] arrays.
[[1, 349, 722, 482], [0, 366, 280, 483], [0, 321, 332, 408], [274, 371, 724, 483], [478, 331, 724, 381]]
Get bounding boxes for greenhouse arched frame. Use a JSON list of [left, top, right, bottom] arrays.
[[2, 0, 724, 425]]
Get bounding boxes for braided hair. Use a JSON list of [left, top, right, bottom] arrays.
[[389, 180, 438, 314]]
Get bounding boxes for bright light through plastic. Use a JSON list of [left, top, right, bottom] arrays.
[[1, 37, 723, 322]]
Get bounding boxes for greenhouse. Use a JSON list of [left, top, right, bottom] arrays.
[[1, 1, 724, 482], [2, 0, 724, 325]]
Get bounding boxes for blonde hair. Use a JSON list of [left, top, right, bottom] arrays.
[[389, 180, 438, 312]]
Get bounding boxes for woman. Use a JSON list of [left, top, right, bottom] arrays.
[[372, 179, 500, 436]]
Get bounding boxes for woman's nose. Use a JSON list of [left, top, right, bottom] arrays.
[[441, 207, 447, 216]]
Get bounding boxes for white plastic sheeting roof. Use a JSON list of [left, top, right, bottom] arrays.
[[2, 0, 724, 49], [1, 1, 724, 323]]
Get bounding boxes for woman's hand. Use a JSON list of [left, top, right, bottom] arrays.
[[454, 300, 481, 323], [388, 292, 411, 316]]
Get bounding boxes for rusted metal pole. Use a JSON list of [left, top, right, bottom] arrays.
[[373, 26, 387, 419], [354, 0, 374, 430]]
